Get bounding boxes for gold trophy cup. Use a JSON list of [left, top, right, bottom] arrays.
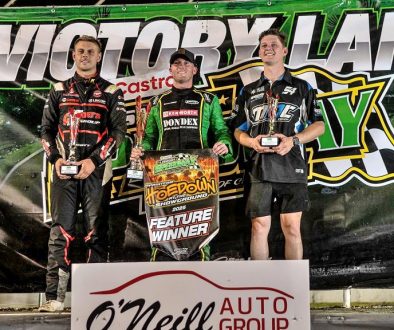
[[127, 96, 148, 180], [60, 109, 82, 175], [260, 90, 280, 147]]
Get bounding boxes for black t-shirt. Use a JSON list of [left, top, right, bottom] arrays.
[[229, 69, 324, 183]]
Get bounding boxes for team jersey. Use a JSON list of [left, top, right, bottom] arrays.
[[142, 87, 233, 162], [41, 73, 126, 168], [229, 69, 324, 183]]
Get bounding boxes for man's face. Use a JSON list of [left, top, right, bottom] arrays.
[[169, 58, 197, 85], [258, 35, 288, 66], [72, 41, 101, 75]]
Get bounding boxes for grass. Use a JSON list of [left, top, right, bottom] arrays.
[[0, 140, 42, 178]]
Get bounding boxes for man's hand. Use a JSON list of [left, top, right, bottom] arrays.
[[212, 142, 229, 156], [250, 135, 276, 154], [130, 147, 144, 161], [272, 133, 293, 156], [74, 158, 96, 180], [55, 158, 72, 180]]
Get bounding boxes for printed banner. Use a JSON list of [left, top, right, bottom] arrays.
[[0, 0, 393, 292], [72, 261, 310, 330], [143, 149, 219, 260]]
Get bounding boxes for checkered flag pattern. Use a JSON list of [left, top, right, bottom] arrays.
[[296, 69, 394, 186]]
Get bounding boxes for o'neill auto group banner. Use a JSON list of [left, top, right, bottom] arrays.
[[72, 261, 310, 329], [143, 150, 219, 260], [0, 0, 393, 292]]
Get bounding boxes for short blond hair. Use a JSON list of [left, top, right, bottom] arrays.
[[73, 35, 102, 51]]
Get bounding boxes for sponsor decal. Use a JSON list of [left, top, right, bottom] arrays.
[[116, 73, 174, 100], [163, 117, 198, 129], [282, 86, 297, 95], [163, 109, 199, 118], [153, 153, 200, 175], [93, 90, 102, 97], [88, 98, 106, 104], [185, 99, 200, 105]]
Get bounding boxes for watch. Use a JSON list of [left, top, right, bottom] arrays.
[[292, 136, 301, 146]]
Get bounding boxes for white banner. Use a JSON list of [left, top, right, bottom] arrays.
[[72, 260, 310, 329]]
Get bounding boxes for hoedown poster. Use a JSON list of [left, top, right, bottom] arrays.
[[143, 150, 219, 260]]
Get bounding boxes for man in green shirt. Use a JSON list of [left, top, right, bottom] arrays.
[[131, 48, 232, 260]]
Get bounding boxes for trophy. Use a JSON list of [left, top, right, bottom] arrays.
[[260, 90, 280, 147], [60, 109, 81, 176], [127, 96, 148, 180]]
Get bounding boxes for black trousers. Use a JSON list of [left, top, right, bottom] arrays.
[[45, 167, 111, 301]]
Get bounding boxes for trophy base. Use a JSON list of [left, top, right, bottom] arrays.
[[260, 136, 280, 147], [60, 164, 79, 176], [127, 168, 144, 180]]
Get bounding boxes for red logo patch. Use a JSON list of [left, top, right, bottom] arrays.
[[93, 90, 102, 98]]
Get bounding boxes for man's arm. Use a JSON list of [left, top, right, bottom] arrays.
[[273, 84, 325, 156], [41, 85, 62, 165], [88, 86, 126, 168], [234, 128, 276, 154], [209, 95, 233, 158], [272, 121, 325, 156], [141, 99, 159, 152]]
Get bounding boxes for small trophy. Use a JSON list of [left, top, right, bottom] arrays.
[[260, 90, 280, 147], [60, 109, 81, 176], [127, 96, 148, 180]]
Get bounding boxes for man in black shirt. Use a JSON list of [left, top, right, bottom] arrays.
[[229, 29, 325, 260]]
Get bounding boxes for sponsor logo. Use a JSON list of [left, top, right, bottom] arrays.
[[163, 109, 199, 118], [116, 75, 173, 99], [93, 90, 102, 97], [88, 98, 106, 104], [60, 98, 79, 104], [185, 99, 199, 105], [80, 268, 300, 330], [250, 93, 265, 101], [163, 101, 177, 106], [163, 117, 198, 128], [153, 153, 200, 175]]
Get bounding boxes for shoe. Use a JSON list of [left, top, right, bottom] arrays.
[[38, 300, 64, 312]]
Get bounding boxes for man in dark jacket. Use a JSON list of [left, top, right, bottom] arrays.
[[39, 35, 126, 312]]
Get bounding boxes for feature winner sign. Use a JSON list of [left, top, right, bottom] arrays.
[[71, 261, 310, 329], [143, 149, 219, 260]]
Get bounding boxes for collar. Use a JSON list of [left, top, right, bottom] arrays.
[[258, 68, 292, 87], [74, 72, 99, 85], [171, 86, 193, 96]]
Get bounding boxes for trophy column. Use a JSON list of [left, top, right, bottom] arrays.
[[127, 96, 148, 180], [260, 90, 280, 147], [60, 109, 82, 176]]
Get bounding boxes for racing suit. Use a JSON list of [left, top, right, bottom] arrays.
[[142, 86, 233, 261], [41, 73, 126, 302]]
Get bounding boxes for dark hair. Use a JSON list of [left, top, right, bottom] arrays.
[[73, 35, 102, 51], [258, 28, 286, 46]]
